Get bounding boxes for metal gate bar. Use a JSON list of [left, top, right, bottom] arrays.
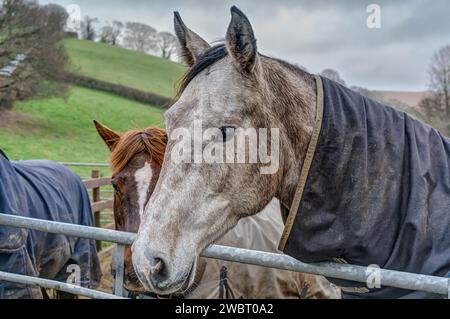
[[0, 213, 134, 245], [203, 245, 450, 297], [60, 162, 110, 167], [114, 244, 125, 297], [0, 213, 130, 299], [0, 270, 126, 299], [0, 213, 449, 298]]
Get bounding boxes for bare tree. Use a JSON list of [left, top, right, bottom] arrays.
[[80, 15, 98, 41], [123, 22, 157, 53], [99, 21, 123, 45], [155, 31, 177, 59], [0, 0, 68, 109], [320, 68, 346, 86], [428, 44, 450, 119], [111, 21, 124, 46], [416, 45, 450, 135], [99, 25, 113, 44]]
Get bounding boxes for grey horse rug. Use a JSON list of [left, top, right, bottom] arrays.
[[0, 150, 101, 298], [279, 76, 450, 299]]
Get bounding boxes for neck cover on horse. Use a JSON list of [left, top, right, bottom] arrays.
[[278, 76, 450, 299], [0, 151, 101, 298]]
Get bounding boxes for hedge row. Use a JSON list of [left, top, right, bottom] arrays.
[[66, 73, 173, 108]]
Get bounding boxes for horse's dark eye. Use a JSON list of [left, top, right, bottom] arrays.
[[219, 126, 235, 142], [111, 182, 120, 193]]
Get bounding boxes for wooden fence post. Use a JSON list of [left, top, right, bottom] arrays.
[[92, 170, 102, 251]]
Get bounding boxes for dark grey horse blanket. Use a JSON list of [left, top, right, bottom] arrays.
[[0, 150, 101, 298], [279, 76, 450, 299]]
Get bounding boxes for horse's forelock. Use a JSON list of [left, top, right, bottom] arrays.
[[110, 127, 167, 175], [176, 44, 228, 99]]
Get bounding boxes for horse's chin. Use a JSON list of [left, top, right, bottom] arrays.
[[179, 261, 197, 293], [124, 280, 146, 294]]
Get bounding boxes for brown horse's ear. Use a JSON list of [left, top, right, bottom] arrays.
[[93, 120, 120, 152], [174, 11, 210, 67], [226, 6, 258, 73]]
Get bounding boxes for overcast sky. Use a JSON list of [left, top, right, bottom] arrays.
[[41, 0, 450, 91]]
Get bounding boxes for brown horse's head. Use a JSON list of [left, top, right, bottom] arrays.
[[94, 120, 167, 292], [132, 7, 316, 295]]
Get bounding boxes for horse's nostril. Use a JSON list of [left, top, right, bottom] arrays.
[[150, 258, 163, 273], [137, 249, 171, 289], [148, 256, 170, 288]]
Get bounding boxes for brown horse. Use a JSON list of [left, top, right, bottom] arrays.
[[94, 120, 166, 292], [94, 120, 340, 298], [132, 7, 450, 299]]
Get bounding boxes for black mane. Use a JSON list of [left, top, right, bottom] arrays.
[[177, 44, 228, 97], [176, 43, 311, 97]]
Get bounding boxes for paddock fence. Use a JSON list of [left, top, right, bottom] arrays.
[[62, 162, 114, 250], [0, 162, 448, 299]]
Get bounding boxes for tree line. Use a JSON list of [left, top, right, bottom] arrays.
[[79, 16, 177, 60]]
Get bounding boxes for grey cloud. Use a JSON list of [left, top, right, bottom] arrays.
[[40, 0, 450, 90]]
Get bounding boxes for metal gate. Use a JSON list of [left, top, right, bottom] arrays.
[[0, 213, 449, 299]]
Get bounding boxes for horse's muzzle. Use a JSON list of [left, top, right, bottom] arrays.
[[131, 249, 186, 294]]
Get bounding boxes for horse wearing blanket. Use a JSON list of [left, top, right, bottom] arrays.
[[131, 7, 450, 299], [0, 149, 101, 298]]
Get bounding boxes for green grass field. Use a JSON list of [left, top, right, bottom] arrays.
[[0, 86, 165, 176], [65, 38, 186, 98], [0, 39, 187, 176]]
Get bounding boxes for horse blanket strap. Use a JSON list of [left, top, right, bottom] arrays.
[[278, 75, 325, 250], [278, 75, 450, 299], [219, 266, 235, 299]]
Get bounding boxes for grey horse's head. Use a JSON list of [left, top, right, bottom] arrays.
[[132, 6, 316, 295]]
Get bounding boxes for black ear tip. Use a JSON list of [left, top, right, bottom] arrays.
[[230, 5, 244, 16], [174, 11, 186, 37], [93, 119, 103, 130], [174, 11, 186, 27]]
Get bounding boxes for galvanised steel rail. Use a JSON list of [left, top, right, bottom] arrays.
[[0, 213, 449, 299], [0, 213, 129, 299], [0, 271, 126, 299], [60, 162, 110, 167]]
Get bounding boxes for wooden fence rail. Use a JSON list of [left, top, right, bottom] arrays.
[[82, 170, 114, 251]]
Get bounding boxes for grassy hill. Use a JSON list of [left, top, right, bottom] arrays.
[[0, 87, 165, 175], [0, 39, 188, 175], [64, 38, 186, 98]]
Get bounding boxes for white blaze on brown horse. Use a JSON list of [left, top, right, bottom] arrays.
[[94, 121, 340, 298], [94, 120, 166, 292]]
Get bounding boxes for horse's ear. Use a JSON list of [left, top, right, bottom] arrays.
[[93, 120, 120, 152], [174, 11, 210, 67], [226, 6, 258, 73]]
